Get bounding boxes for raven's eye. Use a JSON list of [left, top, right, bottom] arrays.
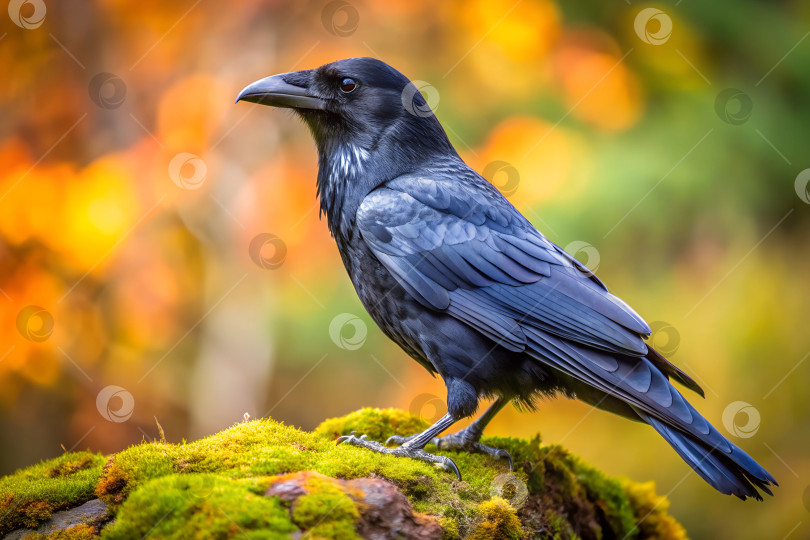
[[340, 78, 357, 93]]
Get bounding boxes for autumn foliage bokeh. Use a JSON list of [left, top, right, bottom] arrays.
[[1, 1, 809, 538]]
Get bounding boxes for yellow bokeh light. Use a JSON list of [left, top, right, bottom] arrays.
[[553, 30, 644, 132], [473, 116, 587, 209]]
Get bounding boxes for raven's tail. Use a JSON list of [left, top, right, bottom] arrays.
[[522, 327, 777, 500], [637, 410, 777, 501]]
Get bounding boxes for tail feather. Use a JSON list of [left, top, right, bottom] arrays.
[[646, 347, 705, 398], [522, 327, 777, 500], [638, 411, 777, 500]]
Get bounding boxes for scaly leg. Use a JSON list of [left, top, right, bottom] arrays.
[[387, 396, 513, 470]]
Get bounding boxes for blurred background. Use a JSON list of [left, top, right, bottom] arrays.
[[1, 0, 809, 537]]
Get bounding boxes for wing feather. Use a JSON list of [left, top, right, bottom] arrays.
[[356, 175, 700, 395]]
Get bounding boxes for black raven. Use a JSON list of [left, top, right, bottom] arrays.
[[236, 57, 776, 500]]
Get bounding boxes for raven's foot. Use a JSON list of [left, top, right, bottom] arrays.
[[337, 433, 461, 480], [435, 433, 513, 471], [388, 429, 513, 471]]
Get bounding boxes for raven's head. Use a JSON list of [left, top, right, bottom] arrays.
[[237, 57, 457, 237], [236, 57, 455, 169]]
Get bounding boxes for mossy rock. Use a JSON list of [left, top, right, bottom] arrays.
[[0, 452, 105, 534], [0, 408, 687, 539]]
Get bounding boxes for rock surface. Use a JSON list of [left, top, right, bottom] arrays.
[[266, 471, 443, 539], [4, 499, 108, 539]]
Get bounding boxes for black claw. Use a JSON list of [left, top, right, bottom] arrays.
[[443, 457, 462, 481], [499, 450, 514, 471], [386, 434, 419, 446], [336, 434, 353, 445]]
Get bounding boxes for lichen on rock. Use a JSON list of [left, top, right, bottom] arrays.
[[0, 408, 687, 539]]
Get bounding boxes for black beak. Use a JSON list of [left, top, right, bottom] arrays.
[[235, 73, 326, 110]]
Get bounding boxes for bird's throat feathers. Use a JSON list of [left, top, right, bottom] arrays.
[[316, 141, 371, 239], [305, 93, 458, 240]]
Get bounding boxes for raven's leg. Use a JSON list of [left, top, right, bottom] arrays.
[[337, 413, 462, 480], [434, 396, 513, 468], [388, 396, 513, 470]]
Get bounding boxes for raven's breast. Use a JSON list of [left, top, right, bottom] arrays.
[[336, 233, 434, 372]]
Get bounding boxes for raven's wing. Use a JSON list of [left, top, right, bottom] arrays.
[[357, 173, 652, 357]]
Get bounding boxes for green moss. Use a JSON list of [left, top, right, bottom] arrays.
[[440, 516, 460, 539], [26, 524, 97, 539], [95, 443, 176, 506], [101, 474, 296, 539], [554, 446, 639, 537], [517, 443, 642, 539], [289, 475, 360, 539], [544, 510, 580, 540], [314, 407, 429, 443], [622, 480, 688, 540], [0, 409, 687, 539], [468, 498, 523, 540], [0, 451, 105, 535]]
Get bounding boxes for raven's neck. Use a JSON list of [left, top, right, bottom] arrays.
[[316, 140, 371, 241], [315, 116, 459, 242]]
